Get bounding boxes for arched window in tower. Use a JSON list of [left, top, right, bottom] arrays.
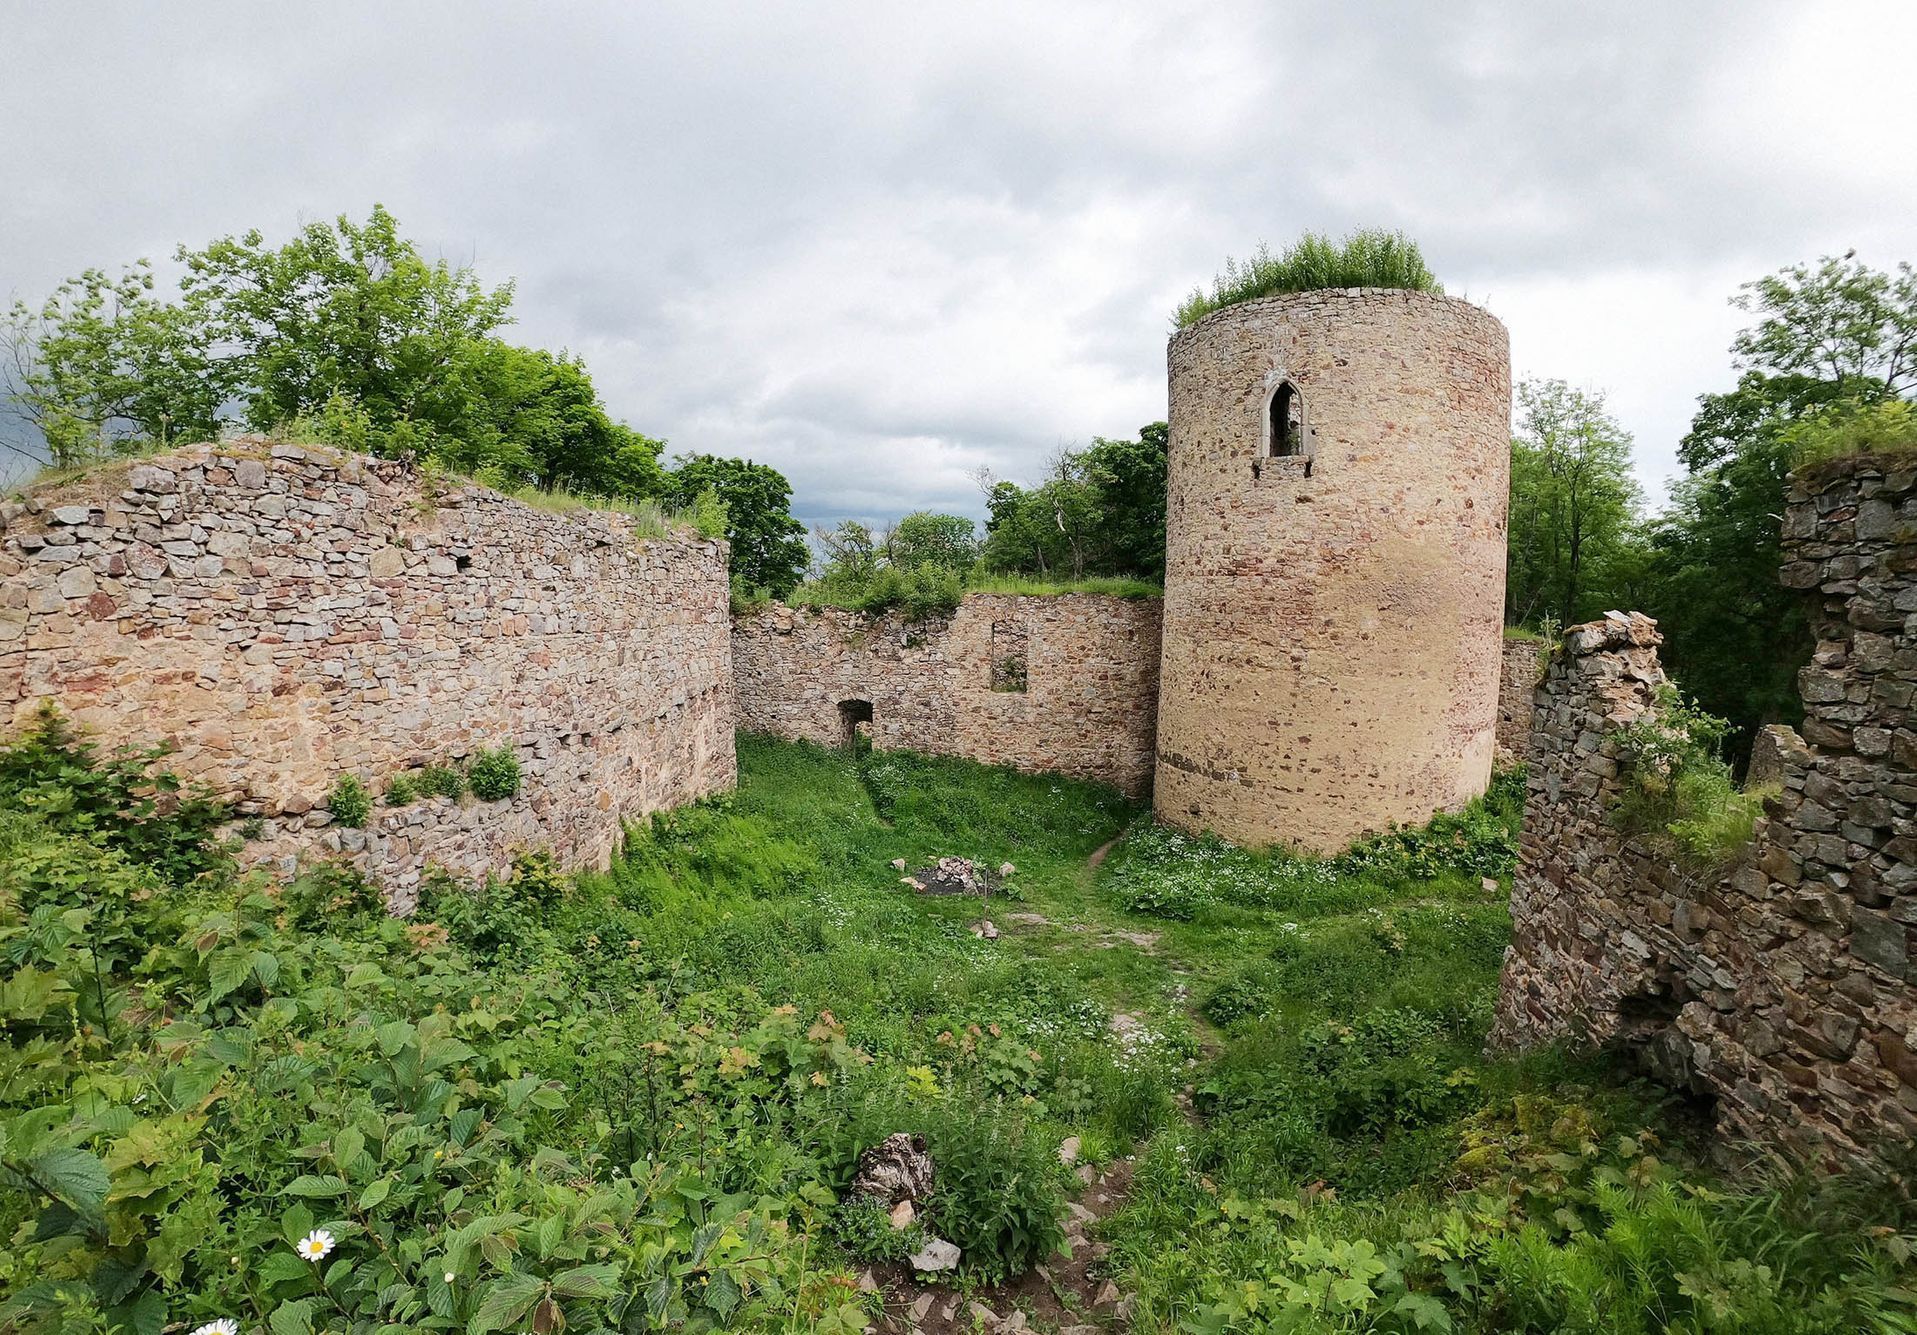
[[1265, 380, 1307, 459]]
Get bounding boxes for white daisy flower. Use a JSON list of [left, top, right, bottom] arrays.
[[444, 1271, 457, 1284], [296, 1228, 336, 1262], [191, 1322, 239, 1335]]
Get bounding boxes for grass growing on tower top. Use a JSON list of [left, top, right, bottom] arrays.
[[1174, 228, 1443, 328]]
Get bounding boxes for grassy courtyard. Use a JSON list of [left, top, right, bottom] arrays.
[[2, 726, 1913, 1333]]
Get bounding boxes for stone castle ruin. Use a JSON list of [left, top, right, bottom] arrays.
[[1495, 456, 1917, 1163], [1156, 289, 1511, 851], [741, 288, 1516, 851], [9, 287, 1908, 1161], [3, 289, 1515, 874], [0, 443, 735, 909]]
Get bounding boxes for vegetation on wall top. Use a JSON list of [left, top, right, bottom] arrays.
[[1506, 250, 1916, 766], [1173, 229, 1443, 328], [781, 421, 1168, 619]]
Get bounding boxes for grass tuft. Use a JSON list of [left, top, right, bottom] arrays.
[[1174, 229, 1442, 328]]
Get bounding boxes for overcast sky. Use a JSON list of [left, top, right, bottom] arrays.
[[4, 2, 1914, 526]]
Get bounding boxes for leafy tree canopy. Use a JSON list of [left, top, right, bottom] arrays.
[[2, 206, 809, 567], [977, 422, 1168, 582], [1503, 380, 1641, 632], [661, 453, 809, 597]]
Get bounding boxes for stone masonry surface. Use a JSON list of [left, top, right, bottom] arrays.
[[0, 441, 735, 909], [1495, 635, 1544, 767], [731, 594, 1160, 797], [1156, 289, 1511, 852], [1493, 454, 1917, 1162]]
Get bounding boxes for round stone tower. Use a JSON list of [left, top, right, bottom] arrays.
[[1154, 288, 1510, 853]]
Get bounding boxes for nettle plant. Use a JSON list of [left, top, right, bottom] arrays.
[[0, 720, 874, 1335]]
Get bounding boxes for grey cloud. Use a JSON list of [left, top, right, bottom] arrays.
[[2, 0, 1912, 521]]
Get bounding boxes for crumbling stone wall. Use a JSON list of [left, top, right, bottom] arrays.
[[1156, 289, 1511, 853], [0, 441, 735, 907], [1493, 454, 1917, 1162], [732, 594, 1160, 796], [1495, 634, 1544, 767]]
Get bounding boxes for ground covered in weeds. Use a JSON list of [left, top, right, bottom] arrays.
[[3, 722, 1915, 1334]]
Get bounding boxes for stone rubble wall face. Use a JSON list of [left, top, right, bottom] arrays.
[[1155, 289, 1511, 853], [1493, 456, 1917, 1162], [731, 594, 1160, 796], [1495, 636, 1545, 767], [0, 442, 735, 908]]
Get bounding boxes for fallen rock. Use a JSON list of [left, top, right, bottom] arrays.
[[909, 1236, 961, 1273], [888, 1199, 916, 1229], [998, 861, 1016, 878], [1058, 1135, 1080, 1166], [1481, 876, 1500, 894], [967, 1302, 998, 1327], [857, 1269, 877, 1292], [891, 857, 908, 871], [1093, 1280, 1122, 1308], [852, 1132, 935, 1204], [910, 1293, 936, 1321], [971, 919, 1000, 940], [906, 856, 1000, 896]]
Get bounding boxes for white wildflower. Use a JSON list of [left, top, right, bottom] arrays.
[[296, 1228, 336, 1262], [191, 1322, 239, 1335], [445, 1271, 457, 1284]]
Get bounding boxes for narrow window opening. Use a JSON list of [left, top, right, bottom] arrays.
[[838, 699, 874, 753], [1258, 380, 1312, 477], [454, 554, 473, 572], [988, 620, 1030, 693]]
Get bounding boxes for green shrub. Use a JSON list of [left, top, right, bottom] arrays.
[[913, 1097, 1069, 1283], [327, 772, 371, 827], [1332, 766, 1525, 881], [863, 561, 963, 621], [416, 762, 466, 799], [1614, 685, 1763, 867], [730, 573, 774, 615], [468, 744, 522, 801], [385, 770, 419, 805], [827, 1195, 925, 1264], [686, 484, 728, 540], [1789, 397, 1917, 467], [0, 701, 230, 884], [1175, 229, 1442, 327]]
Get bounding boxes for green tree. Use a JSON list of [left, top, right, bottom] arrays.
[[885, 511, 977, 573], [1504, 380, 1642, 628], [2, 262, 227, 467], [178, 203, 515, 433], [424, 340, 664, 496], [661, 454, 808, 595], [1641, 252, 1917, 757], [3, 206, 671, 506], [1726, 251, 1916, 397], [975, 421, 1168, 580], [1078, 421, 1168, 579]]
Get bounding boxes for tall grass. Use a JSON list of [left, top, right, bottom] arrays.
[[1174, 229, 1442, 328], [788, 571, 1162, 615], [964, 573, 1161, 599]]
